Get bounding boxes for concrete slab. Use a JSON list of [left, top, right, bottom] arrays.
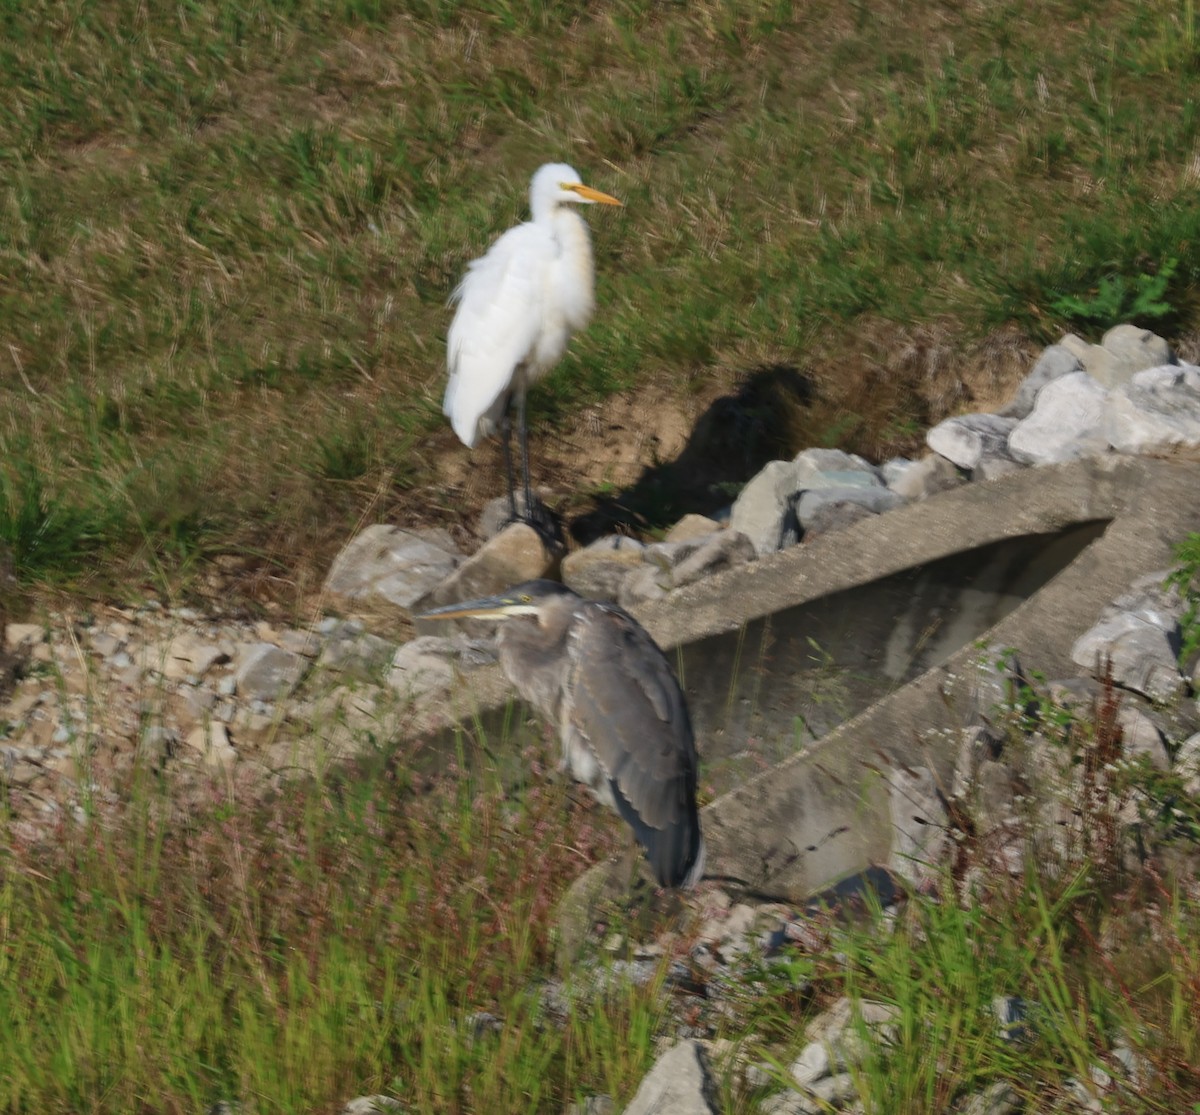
[[413, 455, 1200, 900]]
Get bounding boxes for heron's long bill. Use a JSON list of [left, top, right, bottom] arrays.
[[416, 593, 537, 622], [565, 182, 623, 206]]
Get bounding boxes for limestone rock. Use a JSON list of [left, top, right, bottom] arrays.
[[623, 1040, 717, 1115], [340, 1097, 403, 1115], [428, 522, 557, 607], [387, 635, 494, 699], [1071, 613, 1184, 703], [796, 485, 903, 530], [1116, 704, 1170, 769], [800, 500, 879, 538], [317, 631, 397, 680], [184, 722, 237, 770], [665, 514, 723, 543], [1061, 325, 1174, 389], [886, 453, 964, 500], [159, 633, 229, 681], [974, 454, 1026, 481], [998, 343, 1085, 419], [730, 460, 801, 556], [1175, 732, 1200, 797], [926, 413, 1018, 471], [792, 447, 881, 488], [5, 623, 44, 650], [561, 536, 646, 602], [669, 530, 756, 588], [1008, 372, 1111, 465], [235, 643, 308, 702], [324, 524, 461, 613], [478, 488, 555, 540], [962, 1082, 1021, 1115], [138, 724, 177, 768], [1106, 364, 1200, 455]]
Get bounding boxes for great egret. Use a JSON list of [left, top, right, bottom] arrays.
[[443, 163, 622, 527], [419, 579, 705, 889]]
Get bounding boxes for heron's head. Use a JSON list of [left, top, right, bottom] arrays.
[[416, 579, 579, 625], [530, 163, 622, 216]]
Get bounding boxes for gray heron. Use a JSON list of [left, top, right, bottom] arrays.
[[443, 164, 622, 526], [418, 580, 705, 889]]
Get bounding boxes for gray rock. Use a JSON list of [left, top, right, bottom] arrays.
[[797, 486, 903, 529], [730, 460, 802, 556], [235, 643, 308, 702], [1071, 613, 1184, 703], [317, 632, 397, 680], [801, 500, 879, 538], [961, 1082, 1020, 1115], [886, 453, 964, 500], [428, 522, 556, 607], [561, 535, 646, 602], [566, 1098, 616, 1115], [1106, 364, 1200, 455], [926, 413, 1018, 471], [1008, 372, 1111, 465], [324, 524, 461, 612], [340, 1098, 403, 1115], [138, 724, 177, 768], [789, 1040, 833, 1088], [992, 995, 1034, 1044], [623, 1040, 717, 1115], [998, 343, 1086, 419]]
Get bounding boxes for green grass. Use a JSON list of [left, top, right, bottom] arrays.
[[2, 0, 1200, 600], [0, 746, 662, 1114], [4, 688, 1200, 1114]]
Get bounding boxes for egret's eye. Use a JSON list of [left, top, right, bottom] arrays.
[[520, 594, 532, 603]]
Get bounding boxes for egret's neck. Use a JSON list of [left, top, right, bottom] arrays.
[[549, 207, 595, 329]]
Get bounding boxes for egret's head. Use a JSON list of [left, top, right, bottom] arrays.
[[530, 163, 622, 217], [416, 579, 578, 625]]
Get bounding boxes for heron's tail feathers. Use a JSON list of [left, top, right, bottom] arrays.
[[610, 777, 704, 889]]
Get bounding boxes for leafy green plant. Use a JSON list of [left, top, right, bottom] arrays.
[[1049, 257, 1180, 331], [1165, 532, 1200, 668]]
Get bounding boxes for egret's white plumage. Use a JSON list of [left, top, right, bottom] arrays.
[[443, 164, 621, 517]]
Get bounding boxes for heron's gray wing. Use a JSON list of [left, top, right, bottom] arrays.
[[568, 604, 702, 886]]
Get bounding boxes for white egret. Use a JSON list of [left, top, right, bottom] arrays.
[[443, 163, 622, 527]]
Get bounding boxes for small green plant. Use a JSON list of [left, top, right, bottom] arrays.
[[1165, 532, 1200, 668], [1049, 257, 1179, 331]]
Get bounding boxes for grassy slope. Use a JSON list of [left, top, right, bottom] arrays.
[[2, 0, 1199, 604]]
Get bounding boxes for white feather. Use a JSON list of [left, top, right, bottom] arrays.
[[443, 163, 612, 448]]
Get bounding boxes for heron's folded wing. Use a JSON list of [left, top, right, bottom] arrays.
[[444, 223, 554, 447], [567, 607, 699, 833]]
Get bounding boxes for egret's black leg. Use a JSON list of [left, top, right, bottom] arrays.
[[500, 412, 519, 523], [515, 388, 536, 527]]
